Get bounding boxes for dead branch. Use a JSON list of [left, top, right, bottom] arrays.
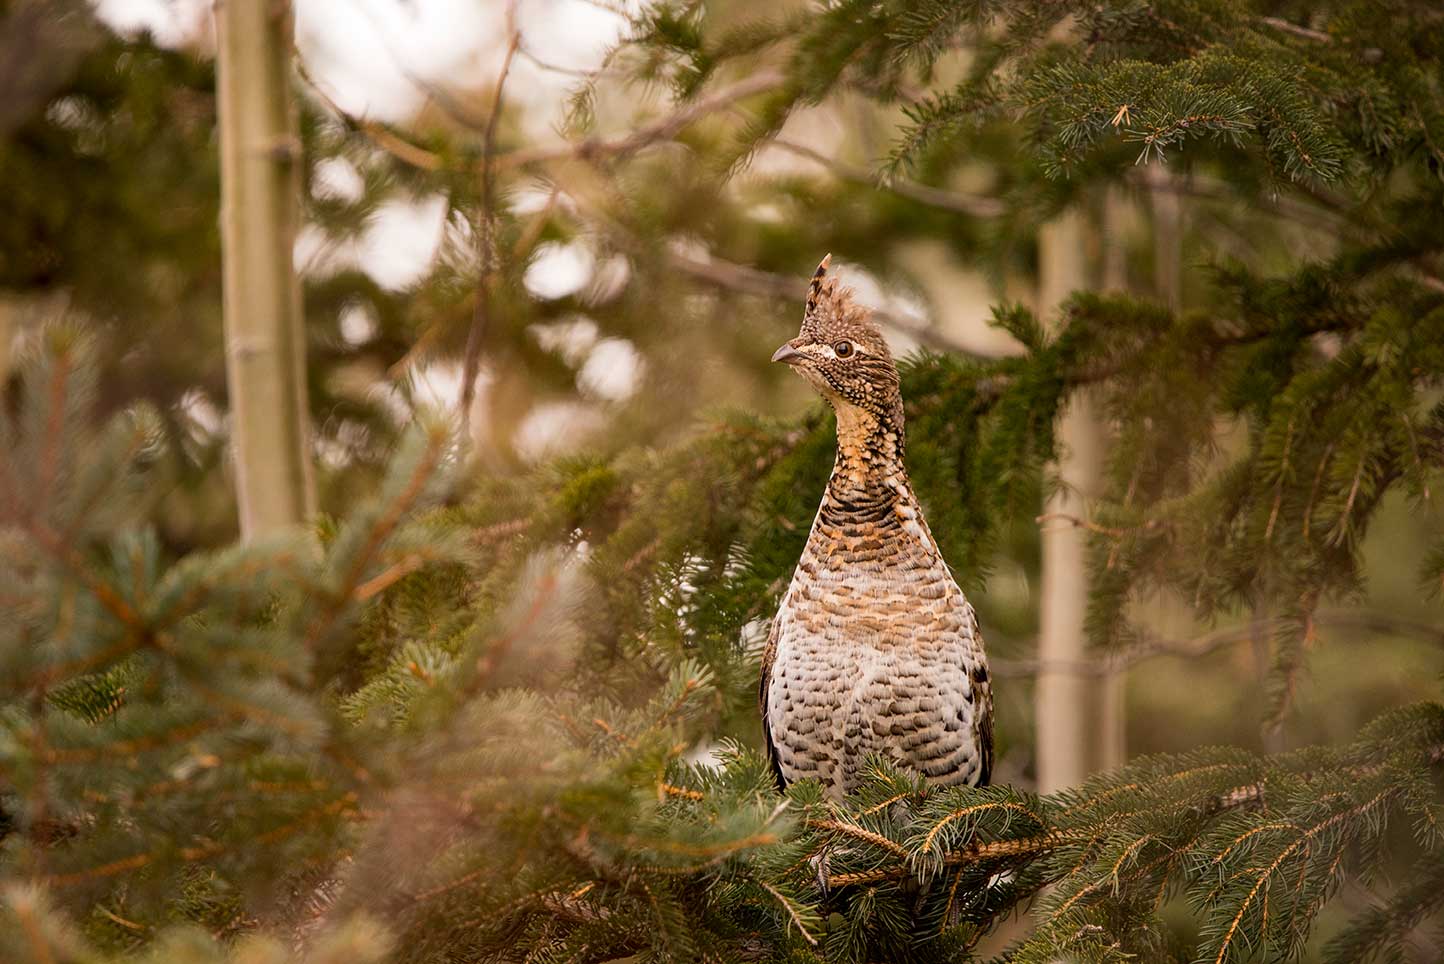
[[459, 5, 520, 438]]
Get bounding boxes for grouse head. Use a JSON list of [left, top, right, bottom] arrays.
[[772, 255, 901, 424]]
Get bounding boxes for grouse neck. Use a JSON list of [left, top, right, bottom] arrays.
[[825, 399, 908, 511]]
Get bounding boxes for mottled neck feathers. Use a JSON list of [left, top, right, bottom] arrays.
[[824, 401, 912, 525]]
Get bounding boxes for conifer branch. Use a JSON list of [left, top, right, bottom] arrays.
[[43, 794, 358, 888], [806, 818, 909, 857], [758, 880, 819, 945], [824, 737, 1444, 894], [825, 832, 1067, 888], [303, 422, 449, 650]]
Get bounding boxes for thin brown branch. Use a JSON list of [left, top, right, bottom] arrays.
[[807, 818, 909, 857], [539, 887, 614, 924], [495, 70, 786, 169], [44, 794, 358, 888], [308, 70, 786, 179], [296, 61, 442, 172], [768, 138, 1005, 218], [24, 521, 149, 641], [467, 569, 559, 694], [1125, 169, 1354, 233], [39, 719, 216, 765], [361, 123, 442, 171], [990, 608, 1444, 680], [664, 247, 995, 357], [826, 832, 1067, 887], [518, 43, 608, 80], [1034, 511, 1156, 538], [459, 7, 520, 438], [303, 425, 447, 649], [1302, 439, 1337, 540], [352, 553, 429, 601], [1266, 417, 1296, 542], [36, 347, 72, 524], [471, 517, 531, 545], [1256, 16, 1332, 44], [759, 880, 819, 946]]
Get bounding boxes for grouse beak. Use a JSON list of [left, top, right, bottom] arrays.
[[771, 342, 804, 365]]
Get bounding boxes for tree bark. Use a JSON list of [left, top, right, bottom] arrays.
[[1144, 164, 1183, 312], [1094, 189, 1135, 774], [1035, 207, 1111, 792], [214, 0, 314, 539], [0, 297, 14, 388]]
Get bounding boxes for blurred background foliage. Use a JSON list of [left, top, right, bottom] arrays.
[[2, 0, 1444, 959]]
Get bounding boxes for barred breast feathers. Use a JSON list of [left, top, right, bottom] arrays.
[[761, 256, 993, 797]]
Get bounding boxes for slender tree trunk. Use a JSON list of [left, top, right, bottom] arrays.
[[214, 0, 314, 539], [1094, 189, 1134, 774], [1144, 164, 1183, 312], [1034, 207, 1110, 793], [0, 297, 14, 388]]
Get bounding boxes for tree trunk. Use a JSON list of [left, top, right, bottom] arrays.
[[0, 297, 14, 388], [1034, 207, 1110, 793], [1144, 164, 1183, 312], [214, 0, 314, 539], [1094, 189, 1135, 774]]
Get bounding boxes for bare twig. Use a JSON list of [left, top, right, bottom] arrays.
[[664, 247, 997, 358], [990, 608, 1444, 680], [1124, 169, 1353, 233], [1256, 16, 1332, 44], [495, 70, 786, 169], [299, 54, 781, 177], [1034, 511, 1159, 538], [768, 138, 1006, 218], [459, 6, 520, 440], [518, 43, 609, 79], [1408, 266, 1444, 294]]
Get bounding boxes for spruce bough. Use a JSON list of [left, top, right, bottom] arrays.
[[5, 267, 1444, 961]]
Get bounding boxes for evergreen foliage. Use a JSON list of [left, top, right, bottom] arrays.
[[6, 281, 1444, 963]]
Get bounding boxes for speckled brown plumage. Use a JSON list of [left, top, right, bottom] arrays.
[[761, 256, 993, 799]]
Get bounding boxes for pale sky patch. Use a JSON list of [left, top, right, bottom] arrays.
[[339, 302, 379, 346], [530, 316, 601, 367], [516, 0, 628, 73], [524, 240, 594, 300], [514, 401, 605, 462], [584, 254, 631, 305], [178, 388, 221, 442], [91, 0, 210, 48], [312, 156, 366, 203], [578, 337, 643, 402], [407, 361, 465, 411], [294, 223, 359, 279], [355, 195, 450, 291], [829, 258, 929, 356]]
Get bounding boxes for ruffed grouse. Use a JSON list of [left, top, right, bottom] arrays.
[[761, 256, 993, 799]]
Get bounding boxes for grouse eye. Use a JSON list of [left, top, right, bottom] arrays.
[[834, 341, 854, 358]]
